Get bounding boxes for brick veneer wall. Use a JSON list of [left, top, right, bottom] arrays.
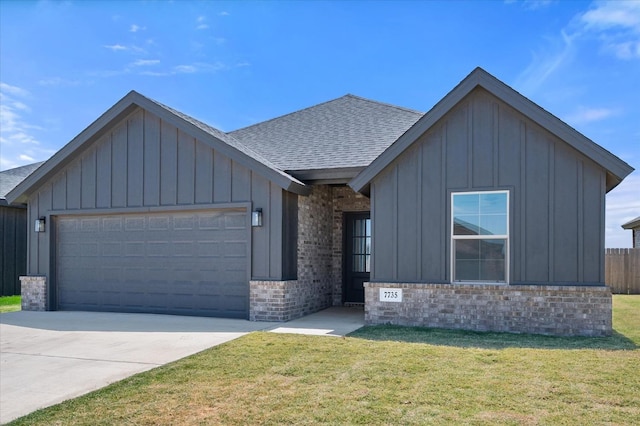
[[249, 185, 372, 321], [297, 185, 334, 313], [250, 280, 301, 321], [20, 275, 47, 311], [250, 186, 333, 321], [365, 282, 612, 336]]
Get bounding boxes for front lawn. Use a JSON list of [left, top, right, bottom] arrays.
[[10, 296, 640, 425], [0, 295, 21, 313]]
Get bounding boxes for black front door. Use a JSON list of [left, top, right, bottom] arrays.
[[344, 212, 371, 304]]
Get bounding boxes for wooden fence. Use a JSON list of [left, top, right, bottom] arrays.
[[605, 248, 640, 294]]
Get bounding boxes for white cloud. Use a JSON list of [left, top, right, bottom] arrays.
[[19, 154, 35, 162], [11, 101, 31, 112], [603, 39, 640, 60], [564, 106, 618, 125], [196, 15, 209, 30], [516, 1, 640, 95], [523, 0, 554, 11], [218, 11, 230, 16], [515, 30, 575, 95], [580, 1, 640, 30], [38, 77, 81, 87], [0, 82, 30, 97], [0, 82, 50, 170], [131, 59, 160, 67], [579, 1, 640, 60], [174, 65, 198, 74], [104, 44, 128, 51], [103, 44, 147, 55], [605, 172, 640, 248], [130, 24, 146, 33], [139, 62, 228, 77], [138, 71, 168, 77]]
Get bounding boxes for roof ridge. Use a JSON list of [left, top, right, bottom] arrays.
[[229, 94, 354, 134], [342, 93, 423, 115], [0, 161, 45, 174], [230, 93, 422, 134]]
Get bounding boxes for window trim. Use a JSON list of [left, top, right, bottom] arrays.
[[450, 190, 509, 284]]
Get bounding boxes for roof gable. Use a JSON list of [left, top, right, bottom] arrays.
[[350, 67, 634, 193], [7, 91, 308, 204], [229, 94, 422, 173]]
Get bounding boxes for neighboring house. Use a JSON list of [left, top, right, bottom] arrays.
[[7, 68, 634, 336], [0, 162, 44, 295], [621, 216, 640, 248]]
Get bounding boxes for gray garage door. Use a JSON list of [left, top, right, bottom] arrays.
[[56, 209, 249, 318]]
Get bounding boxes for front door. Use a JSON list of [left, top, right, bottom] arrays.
[[344, 212, 371, 304]]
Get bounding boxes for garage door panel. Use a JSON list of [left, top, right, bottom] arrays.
[[199, 214, 222, 230], [80, 218, 100, 231], [102, 242, 123, 256], [225, 213, 245, 229], [103, 217, 123, 231], [224, 241, 247, 257], [56, 209, 249, 318], [197, 241, 221, 257], [124, 217, 145, 231]]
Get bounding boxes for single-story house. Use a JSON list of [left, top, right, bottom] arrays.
[[0, 162, 44, 295], [621, 216, 640, 248], [7, 68, 634, 336]]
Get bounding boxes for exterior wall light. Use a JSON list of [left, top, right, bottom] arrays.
[[252, 208, 263, 227], [35, 217, 46, 233]]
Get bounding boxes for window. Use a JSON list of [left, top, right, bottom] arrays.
[[451, 191, 508, 283], [351, 218, 371, 273]]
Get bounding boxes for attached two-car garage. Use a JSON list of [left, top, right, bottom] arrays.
[[55, 209, 249, 319], [9, 96, 304, 321]]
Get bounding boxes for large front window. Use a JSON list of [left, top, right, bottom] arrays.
[[451, 191, 509, 283]]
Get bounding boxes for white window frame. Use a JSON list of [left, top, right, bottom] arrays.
[[450, 190, 509, 284]]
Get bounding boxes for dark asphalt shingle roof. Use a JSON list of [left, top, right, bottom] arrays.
[[0, 162, 44, 200], [229, 94, 423, 171], [6, 94, 422, 203]]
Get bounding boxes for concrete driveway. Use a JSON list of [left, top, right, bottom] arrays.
[[0, 311, 278, 424], [0, 308, 364, 423]]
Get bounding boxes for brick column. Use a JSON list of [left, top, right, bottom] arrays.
[[20, 276, 48, 311], [250, 280, 301, 321]]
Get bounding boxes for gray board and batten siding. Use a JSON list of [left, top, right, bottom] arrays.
[[0, 206, 27, 295], [369, 87, 607, 285], [1, 162, 44, 296], [21, 106, 298, 316]]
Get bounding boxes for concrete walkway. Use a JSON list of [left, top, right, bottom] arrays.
[[268, 306, 364, 336], [0, 307, 364, 423]]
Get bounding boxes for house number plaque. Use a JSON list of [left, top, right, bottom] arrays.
[[379, 288, 402, 302]]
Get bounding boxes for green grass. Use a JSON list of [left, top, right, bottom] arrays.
[[349, 294, 639, 350], [0, 295, 21, 313], [9, 296, 640, 425]]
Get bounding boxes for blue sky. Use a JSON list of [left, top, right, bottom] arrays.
[[1, 0, 638, 247]]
